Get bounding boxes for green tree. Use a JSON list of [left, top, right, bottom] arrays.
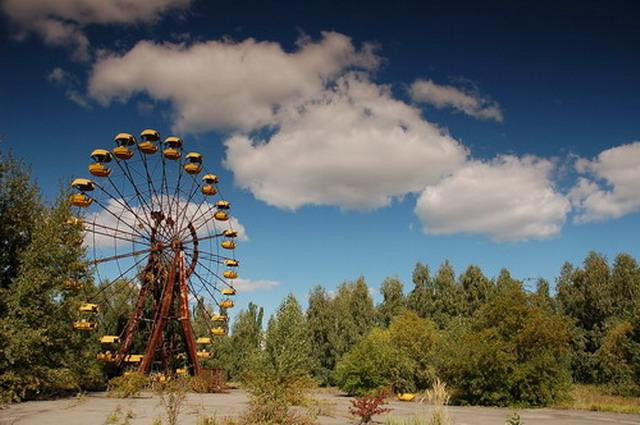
[[0, 192, 100, 402], [428, 261, 464, 327], [307, 285, 336, 384], [458, 265, 493, 316], [557, 252, 614, 383], [229, 302, 264, 380], [377, 276, 405, 327], [407, 262, 431, 318], [329, 277, 376, 364], [0, 153, 42, 312], [264, 294, 313, 382], [610, 253, 640, 320], [438, 283, 571, 406]]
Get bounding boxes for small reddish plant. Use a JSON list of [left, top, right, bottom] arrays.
[[349, 391, 391, 424]]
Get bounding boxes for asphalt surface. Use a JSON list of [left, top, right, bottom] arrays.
[[0, 389, 638, 425]]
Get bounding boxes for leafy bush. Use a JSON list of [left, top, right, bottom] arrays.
[[349, 391, 391, 424], [107, 372, 148, 398], [437, 285, 572, 406]]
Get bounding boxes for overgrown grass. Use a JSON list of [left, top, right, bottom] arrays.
[[555, 385, 640, 414]]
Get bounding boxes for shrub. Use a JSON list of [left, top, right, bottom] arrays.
[[107, 372, 148, 398], [349, 391, 392, 424], [437, 285, 572, 406], [336, 328, 413, 395]]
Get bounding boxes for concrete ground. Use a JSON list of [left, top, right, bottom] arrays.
[[1, 389, 639, 425]]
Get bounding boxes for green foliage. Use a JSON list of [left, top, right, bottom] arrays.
[[595, 314, 640, 396], [0, 191, 99, 402], [227, 302, 264, 380], [438, 282, 572, 406], [377, 277, 406, 327], [107, 372, 148, 398], [306, 286, 336, 384]]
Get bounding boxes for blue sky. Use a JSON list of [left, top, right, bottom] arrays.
[[2, 1, 640, 318]]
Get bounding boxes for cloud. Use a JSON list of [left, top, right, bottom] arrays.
[[409, 79, 503, 122], [569, 141, 640, 222], [414, 156, 570, 241], [233, 278, 280, 292], [1, 0, 190, 61], [88, 32, 380, 132], [47, 67, 91, 108], [84, 197, 248, 248], [224, 73, 468, 210]]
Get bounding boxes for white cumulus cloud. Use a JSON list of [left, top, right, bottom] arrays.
[[1, 0, 190, 61], [415, 156, 570, 241], [569, 141, 640, 222], [410, 79, 503, 122], [224, 73, 468, 210], [233, 278, 280, 292], [88, 32, 380, 132]]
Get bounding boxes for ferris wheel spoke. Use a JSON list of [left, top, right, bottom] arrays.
[[183, 250, 234, 289], [89, 252, 149, 301], [83, 221, 151, 242], [140, 152, 161, 212], [87, 196, 150, 241], [95, 181, 154, 238], [174, 174, 200, 236], [189, 268, 223, 305], [85, 227, 151, 246], [91, 246, 155, 265], [113, 158, 154, 227]]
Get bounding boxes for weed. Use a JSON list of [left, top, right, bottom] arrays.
[[505, 412, 524, 425], [107, 372, 149, 398]]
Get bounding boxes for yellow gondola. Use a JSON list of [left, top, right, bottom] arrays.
[[221, 288, 236, 296], [72, 178, 95, 192], [201, 185, 217, 196], [219, 300, 234, 309], [70, 193, 93, 208], [214, 211, 229, 221], [138, 129, 160, 154], [196, 337, 212, 344], [113, 133, 136, 160], [223, 270, 238, 279], [196, 350, 212, 359], [210, 327, 226, 336], [89, 149, 112, 177], [223, 229, 238, 238], [176, 368, 188, 376], [221, 240, 236, 250], [184, 152, 203, 174], [216, 200, 230, 209], [202, 174, 219, 184], [124, 354, 144, 363], [211, 314, 228, 322], [79, 303, 99, 313], [163, 136, 183, 160], [100, 335, 120, 344], [224, 259, 239, 267], [73, 320, 97, 331], [66, 217, 82, 225]]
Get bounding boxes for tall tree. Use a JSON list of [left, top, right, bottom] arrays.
[[0, 192, 98, 402], [610, 253, 640, 320], [407, 262, 431, 318], [229, 302, 264, 380], [377, 276, 405, 327], [428, 261, 465, 327], [306, 285, 335, 384], [458, 265, 493, 316], [264, 294, 313, 384], [329, 277, 376, 364], [0, 153, 42, 312]]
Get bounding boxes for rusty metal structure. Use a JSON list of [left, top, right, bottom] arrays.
[[70, 130, 239, 376]]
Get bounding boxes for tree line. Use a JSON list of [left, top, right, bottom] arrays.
[[0, 151, 639, 406]]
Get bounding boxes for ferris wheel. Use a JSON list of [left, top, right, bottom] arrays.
[[68, 129, 239, 376]]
